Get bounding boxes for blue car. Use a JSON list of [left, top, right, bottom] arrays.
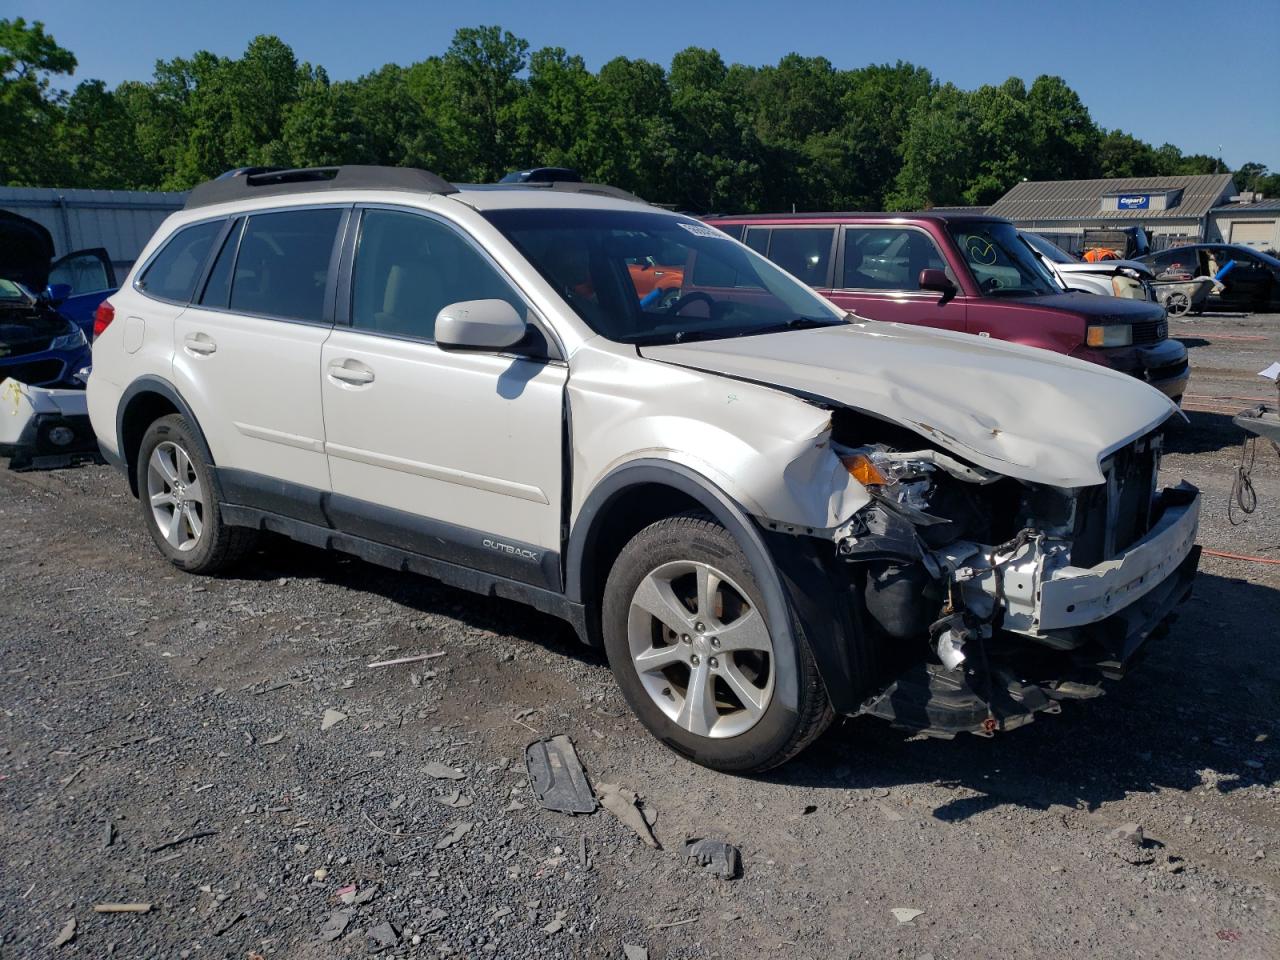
[[0, 209, 115, 387]]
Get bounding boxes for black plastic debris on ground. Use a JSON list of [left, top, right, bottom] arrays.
[[525, 735, 596, 814], [683, 838, 741, 880]]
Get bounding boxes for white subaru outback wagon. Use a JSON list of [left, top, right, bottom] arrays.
[[88, 166, 1201, 772]]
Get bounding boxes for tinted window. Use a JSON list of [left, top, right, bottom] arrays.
[[229, 208, 342, 322], [139, 220, 223, 302], [49, 252, 111, 294], [767, 228, 834, 287], [745, 228, 770, 254], [198, 218, 243, 308], [484, 207, 844, 345], [715, 223, 744, 241], [351, 209, 525, 340], [842, 227, 952, 290]]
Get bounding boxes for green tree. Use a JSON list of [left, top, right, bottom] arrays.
[[0, 17, 77, 184], [441, 26, 528, 181]]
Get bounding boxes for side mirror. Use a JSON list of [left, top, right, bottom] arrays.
[[435, 299, 527, 352], [919, 268, 956, 298], [44, 282, 73, 304]]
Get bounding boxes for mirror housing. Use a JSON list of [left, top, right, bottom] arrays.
[[44, 282, 73, 305], [919, 268, 956, 300], [435, 299, 527, 352]]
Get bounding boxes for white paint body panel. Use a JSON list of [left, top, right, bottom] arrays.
[[320, 328, 566, 549], [173, 304, 333, 490], [640, 319, 1177, 489]]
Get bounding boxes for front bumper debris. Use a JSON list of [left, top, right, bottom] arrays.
[[859, 485, 1201, 737], [0, 378, 99, 470]]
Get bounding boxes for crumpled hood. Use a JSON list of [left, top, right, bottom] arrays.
[[640, 321, 1178, 487]]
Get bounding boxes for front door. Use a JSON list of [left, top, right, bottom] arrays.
[[825, 225, 967, 332], [1212, 247, 1274, 306], [319, 206, 566, 588]]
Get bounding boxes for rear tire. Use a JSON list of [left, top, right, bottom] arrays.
[[136, 414, 258, 574], [602, 513, 832, 772]]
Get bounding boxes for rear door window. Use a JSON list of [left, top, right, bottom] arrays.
[[138, 220, 224, 303], [229, 208, 343, 323], [766, 228, 836, 287], [744, 228, 770, 254]]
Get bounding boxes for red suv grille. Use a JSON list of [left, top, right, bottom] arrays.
[[1131, 319, 1167, 344]]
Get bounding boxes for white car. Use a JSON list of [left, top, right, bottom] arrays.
[[1023, 231, 1156, 300], [87, 166, 1201, 771]]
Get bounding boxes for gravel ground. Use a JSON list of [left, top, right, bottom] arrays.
[[2, 310, 1278, 959]]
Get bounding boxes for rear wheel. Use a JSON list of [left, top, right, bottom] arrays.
[[602, 513, 832, 772], [136, 414, 258, 573]]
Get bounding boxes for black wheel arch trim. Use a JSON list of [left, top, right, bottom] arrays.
[[568, 458, 865, 714], [115, 374, 216, 496]]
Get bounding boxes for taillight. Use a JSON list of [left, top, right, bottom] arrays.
[[92, 300, 115, 340]]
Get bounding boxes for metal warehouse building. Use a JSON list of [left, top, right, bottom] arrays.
[[986, 174, 1240, 252], [0, 186, 186, 277], [1207, 197, 1280, 252]]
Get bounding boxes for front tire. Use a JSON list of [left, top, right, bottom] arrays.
[[136, 414, 258, 574], [602, 513, 832, 772]]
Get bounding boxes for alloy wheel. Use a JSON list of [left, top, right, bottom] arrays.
[[146, 440, 205, 552], [626, 560, 775, 738]]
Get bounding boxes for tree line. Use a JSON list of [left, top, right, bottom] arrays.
[[3, 17, 1275, 211]]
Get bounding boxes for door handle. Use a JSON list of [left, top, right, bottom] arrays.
[[327, 359, 375, 386], [184, 333, 216, 355]]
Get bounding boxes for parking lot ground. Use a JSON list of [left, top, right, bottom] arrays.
[[1, 313, 1278, 959]]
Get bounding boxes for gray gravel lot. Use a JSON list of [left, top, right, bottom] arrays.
[[2, 309, 1278, 959]]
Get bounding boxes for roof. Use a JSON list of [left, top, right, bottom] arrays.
[[184, 165, 648, 212], [987, 174, 1236, 222], [1211, 198, 1280, 215], [702, 211, 1004, 223]]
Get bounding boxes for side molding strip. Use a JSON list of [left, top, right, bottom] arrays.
[[325, 441, 549, 504]]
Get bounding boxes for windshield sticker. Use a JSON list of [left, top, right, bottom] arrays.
[[967, 237, 997, 265], [677, 222, 728, 240]]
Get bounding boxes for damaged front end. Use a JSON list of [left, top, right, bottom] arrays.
[[805, 412, 1200, 738]]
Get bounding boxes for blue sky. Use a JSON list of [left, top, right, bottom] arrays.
[[28, 0, 1280, 169]]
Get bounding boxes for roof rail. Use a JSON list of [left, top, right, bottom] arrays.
[[184, 165, 458, 209], [480, 180, 647, 205]]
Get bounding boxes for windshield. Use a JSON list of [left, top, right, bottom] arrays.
[[482, 208, 846, 344], [1022, 232, 1076, 265], [949, 221, 1060, 297], [0, 278, 32, 302]]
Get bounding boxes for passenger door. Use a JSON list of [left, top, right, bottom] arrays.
[[172, 207, 347, 496], [827, 226, 967, 332], [1212, 247, 1273, 305], [320, 206, 566, 588], [48, 247, 116, 337]]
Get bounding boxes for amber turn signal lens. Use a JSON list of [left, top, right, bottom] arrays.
[[841, 453, 890, 486]]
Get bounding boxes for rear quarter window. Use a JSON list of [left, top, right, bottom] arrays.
[[138, 220, 224, 303]]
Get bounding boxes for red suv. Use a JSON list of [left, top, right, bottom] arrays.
[[703, 213, 1189, 402]]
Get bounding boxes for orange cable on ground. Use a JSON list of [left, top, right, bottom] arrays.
[[1202, 548, 1280, 565]]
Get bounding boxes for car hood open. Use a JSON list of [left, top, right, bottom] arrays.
[[639, 320, 1178, 487], [0, 210, 55, 292]]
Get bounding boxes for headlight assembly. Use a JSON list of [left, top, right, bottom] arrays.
[[50, 328, 88, 351]]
